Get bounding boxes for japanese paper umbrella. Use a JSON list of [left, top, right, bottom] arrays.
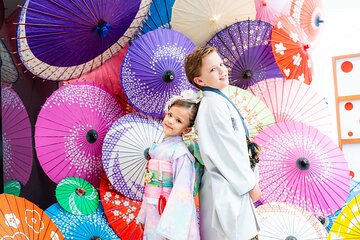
[[271, 16, 313, 84], [4, 180, 21, 196], [253, 121, 350, 218], [102, 112, 164, 200], [1, 87, 33, 185], [290, 0, 324, 44], [1, 39, 19, 84], [329, 194, 360, 239], [16, 0, 151, 81], [0, 194, 64, 239], [248, 77, 332, 137], [56, 177, 99, 216], [35, 82, 125, 187], [45, 203, 118, 240], [223, 85, 275, 138], [255, 0, 291, 25], [206, 20, 283, 89], [99, 174, 143, 240], [121, 28, 196, 118], [257, 202, 328, 239]]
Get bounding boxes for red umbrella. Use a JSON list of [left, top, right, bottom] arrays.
[[271, 15, 313, 84]]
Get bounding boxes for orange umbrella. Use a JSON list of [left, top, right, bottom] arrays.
[[290, 0, 324, 44], [271, 15, 313, 84], [0, 194, 64, 239]]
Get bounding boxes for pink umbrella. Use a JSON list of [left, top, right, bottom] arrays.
[[35, 82, 125, 187], [248, 77, 332, 137], [253, 121, 350, 218], [1, 87, 33, 185], [255, 0, 291, 25]]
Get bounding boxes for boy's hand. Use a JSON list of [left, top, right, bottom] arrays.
[[249, 183, 262, 203]]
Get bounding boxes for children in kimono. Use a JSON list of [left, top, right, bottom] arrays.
[[184, 46, 261, 240], [136, 90, 201, 240]]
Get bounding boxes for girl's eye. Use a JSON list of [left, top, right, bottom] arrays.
[[220, 63, 225, 67], [168, 113, 172, 117], [176, 119, 182, 123]]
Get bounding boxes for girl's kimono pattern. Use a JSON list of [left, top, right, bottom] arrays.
[[137, 136, 200, 240]]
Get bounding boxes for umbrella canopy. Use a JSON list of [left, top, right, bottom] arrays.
[[121, 28, 196, 118], [102, 112, 164, 200], [56, 177, 99, 216], [4, 180, 21, 196], [223, 85, 275, 138], [99, 174, 143, 240], [255, 0, 291, 25], [329, 194, 360, 239], [35, 82, 125, 187], [1, 87, 33, 186], [290, 0, 324, 44], [0, 194, 64, 239], [248, 77, 332, 137], [171, 0, 256, 46], [16, 0, 151, 81], [206, 20, 283, 89], [253, 121, 350, 218], [46, 203, 119, 240], [1, 39, 19, 84], [271, 15, 313, 84], [257, 202, 328, 239]]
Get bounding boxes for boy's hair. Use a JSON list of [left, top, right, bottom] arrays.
[[184, 46, 217, 89], [169, 100, 200, 127]]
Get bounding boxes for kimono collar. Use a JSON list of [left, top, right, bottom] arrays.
[[162, 135, 183, 144]]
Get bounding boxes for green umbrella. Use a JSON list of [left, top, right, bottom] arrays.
[[4, 180, 21, 196], [56, 177, 99, 215]]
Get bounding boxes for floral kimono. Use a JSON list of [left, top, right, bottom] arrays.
[[137, 136, 200, 240]]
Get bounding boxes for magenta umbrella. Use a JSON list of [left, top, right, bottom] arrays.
[[253, 121, 350, 218], [35, 82, 125, 187], [1, 87, 33, 185]]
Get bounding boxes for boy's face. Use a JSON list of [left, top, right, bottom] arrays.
[[194, 51, 229, 90]]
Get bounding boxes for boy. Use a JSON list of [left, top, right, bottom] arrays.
[[184, 46, 261, 240]]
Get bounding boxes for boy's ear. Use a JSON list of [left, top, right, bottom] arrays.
[[183, 127, 192, 135], [194, 77, 205, 87]]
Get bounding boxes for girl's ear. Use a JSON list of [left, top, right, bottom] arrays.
[[182, 127, 192, 135], [194, 77, 205, 87]]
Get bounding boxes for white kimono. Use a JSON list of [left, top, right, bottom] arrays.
[[195, 90, 260, 240]]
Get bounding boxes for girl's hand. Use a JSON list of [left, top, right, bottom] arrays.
[[249, 183, 262, 203]]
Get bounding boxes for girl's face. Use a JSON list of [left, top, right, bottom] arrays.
[[194, 51, 229, 90], [163, 105, 192, 138]]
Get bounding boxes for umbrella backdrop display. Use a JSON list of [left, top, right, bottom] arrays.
[[171, 0, 256, 46], [56, 177, 99, 216], [271, 15, 313, 84], [253, 121, 350, 218], [257, 202, 328, 239], [121, 28, 196, 118], [35, 82, 125, 187], [62, 44, 136, 114], [223, 85, 275, 138], [0, 194, 64, 239], [290, 0, 324, 44], [1, 39, 19, 84], [248, 78, 332, 136], [16, 0, 151, 81], [102, 112, 164, 200], [4, 180, 21, 196], [46, 203, 118, 240], [255, 0, 291, 25], [329, 194, 360, 239], [1, 87, 33, 185], [138, 0, 175, 35], [206, 20, 283, 89], [99, 174, 143, 240]]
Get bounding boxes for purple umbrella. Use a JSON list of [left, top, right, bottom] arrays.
[[102, 113, 164, 200], [1, 87, 33, 185], [206, 20, 283, 89], [121, 28, 196, 118], [16, 0, 151, 81]]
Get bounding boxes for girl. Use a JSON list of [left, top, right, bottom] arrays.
[[136, 90, 201, 240]]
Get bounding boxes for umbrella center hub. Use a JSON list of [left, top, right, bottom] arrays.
[[162, 70, 175, 83], [76, 187, 86, 197], [90, 237, 101, 240], [86, 129, 98, 144], [144, 147, 150, 160], [242, 69, 252, 79], [93, 21, 111, 38], [285, 236, 297, 240], [296, 157, 310, 170], [209, 15, 221, 24]]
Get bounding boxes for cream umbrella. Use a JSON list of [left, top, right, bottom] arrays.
[[171, 0, 256, 46]]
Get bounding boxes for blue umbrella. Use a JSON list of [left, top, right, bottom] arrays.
[[46, 203, 119, 239], [140, 0, 175, 34]]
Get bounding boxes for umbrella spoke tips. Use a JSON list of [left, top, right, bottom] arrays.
[[162, 70, 175, 83], [86, 129, 98, 143], [296, 157, 310, 170]]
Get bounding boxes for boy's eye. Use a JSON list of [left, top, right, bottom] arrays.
[[168, 112, 172, 117], [176, 119, 182, 123], [220, 63, 225, 67], [210, 68, 215, 72]]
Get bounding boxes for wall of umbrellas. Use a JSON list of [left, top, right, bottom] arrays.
[[1, 0, 359, 239]]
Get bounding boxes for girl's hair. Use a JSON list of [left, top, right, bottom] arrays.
[[169, 100, 199, 127]]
